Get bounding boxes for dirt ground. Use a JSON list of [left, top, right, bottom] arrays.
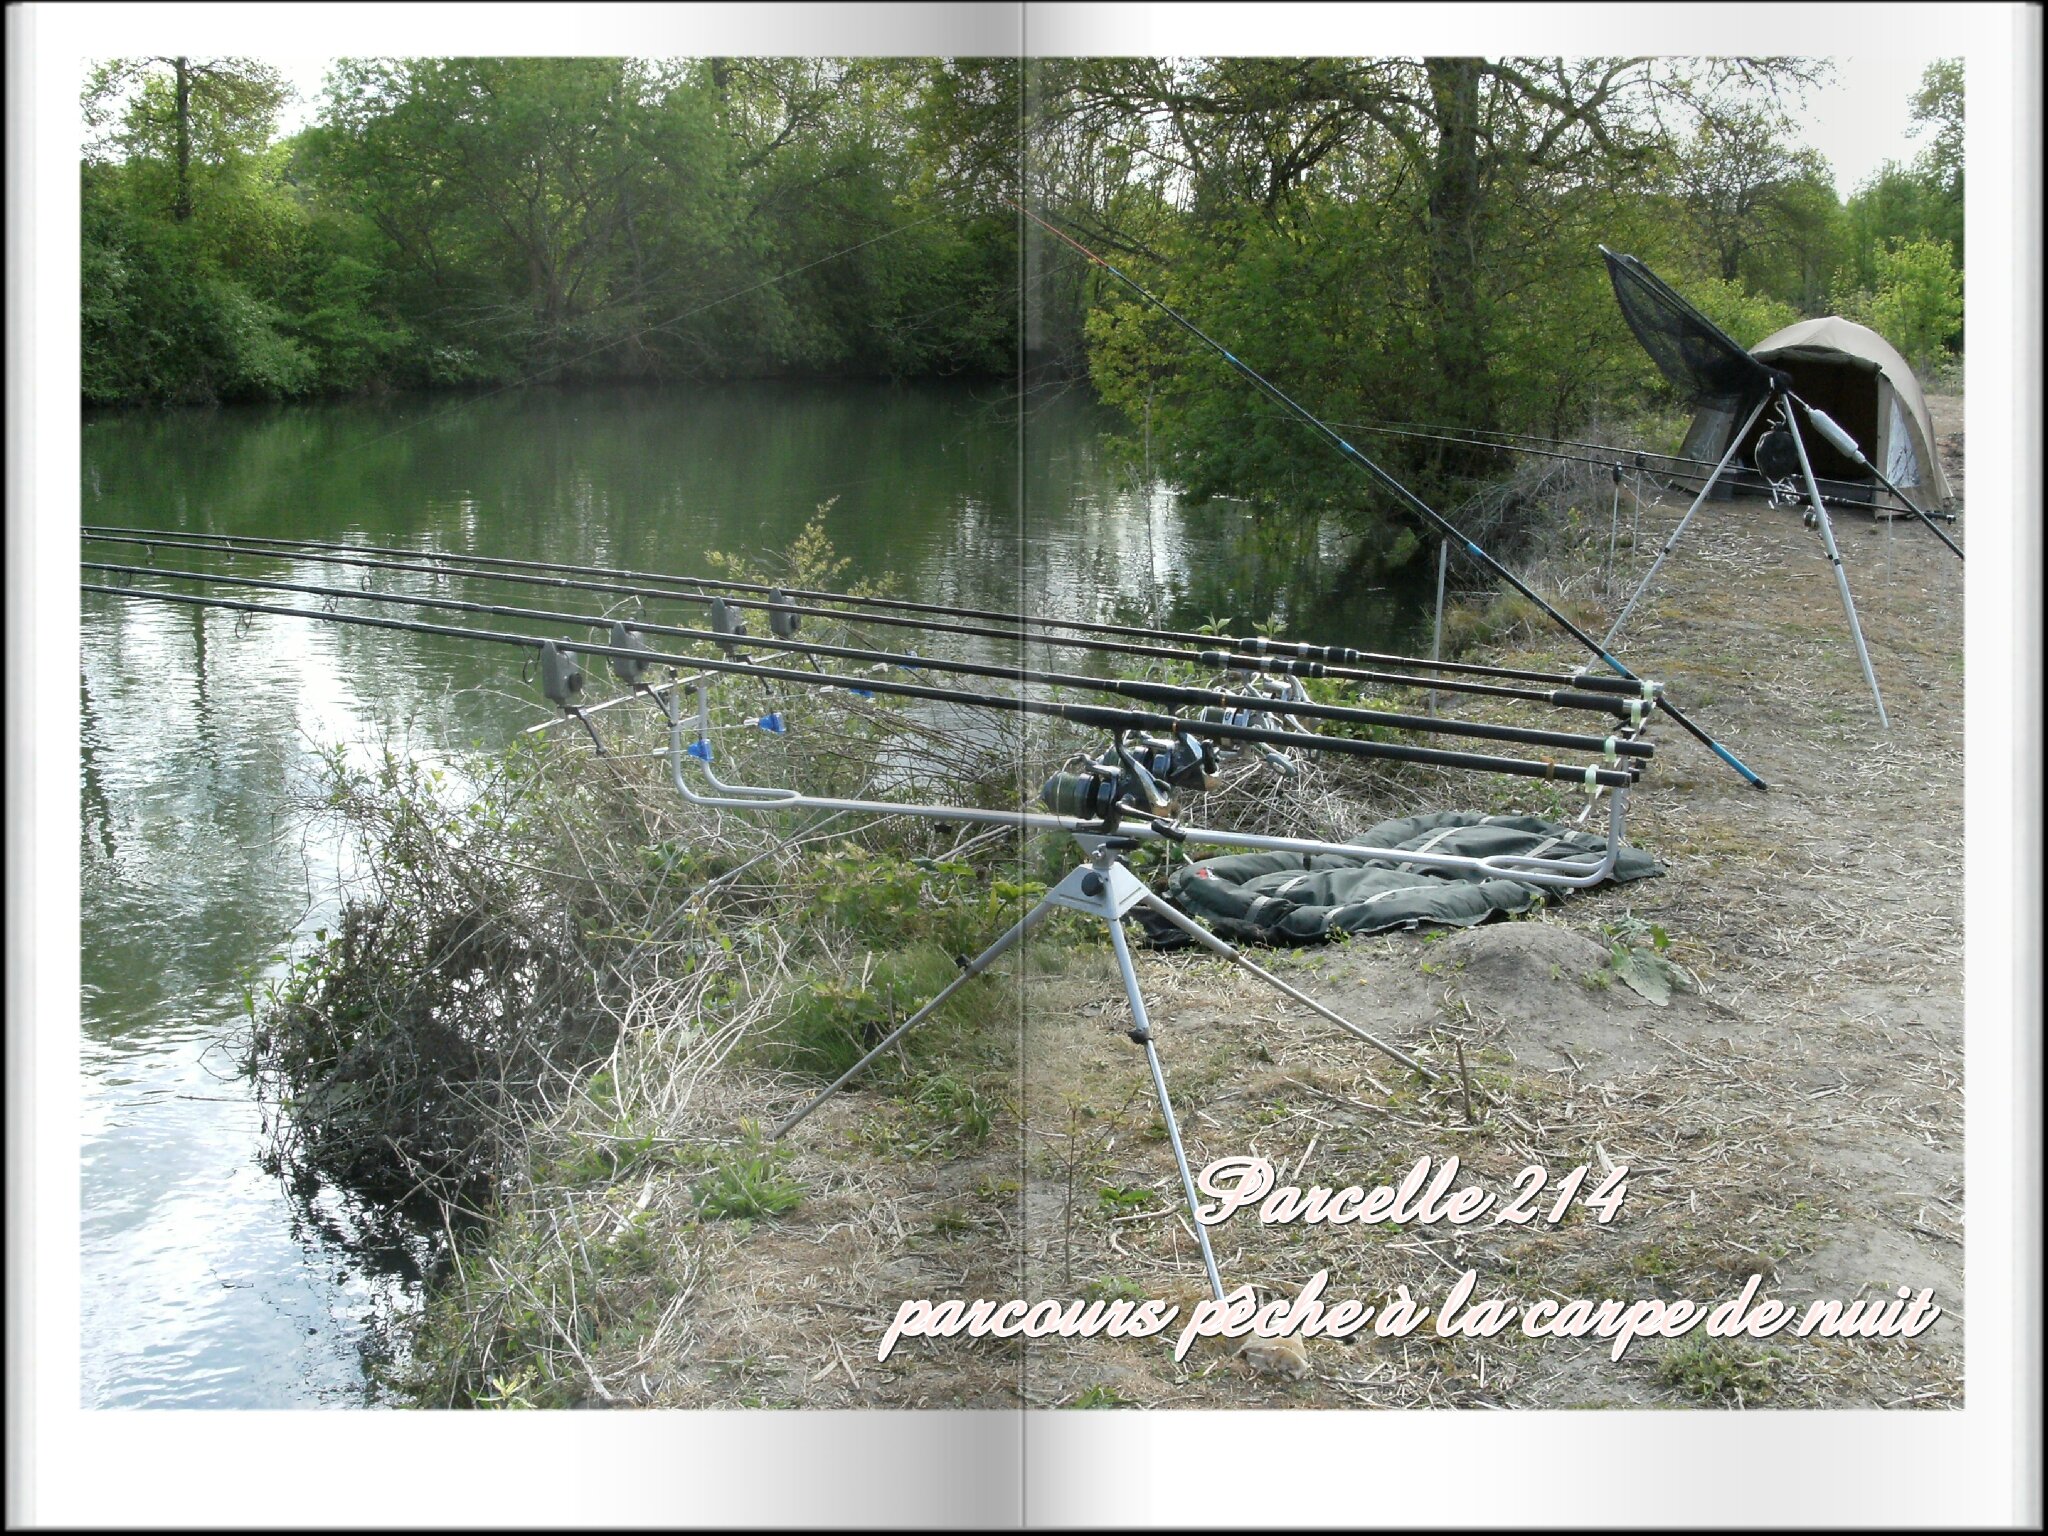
[[635, 397, 1965, 1411]]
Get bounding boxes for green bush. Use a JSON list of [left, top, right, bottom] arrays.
[[1855, 238, 1963, 371], [692, 1133, 804, 1220], [757, 943, 973, 1079]]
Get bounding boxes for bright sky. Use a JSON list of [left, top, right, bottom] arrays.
[[272, 54, 1945, 202], [1793, 55, 1946, 195]]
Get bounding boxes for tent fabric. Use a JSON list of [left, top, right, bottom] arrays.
[[1138, 810, 1663, 949], [1677, 316, 1952, 510]]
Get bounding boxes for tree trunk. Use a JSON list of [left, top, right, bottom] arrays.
[[173, 57, 193, 223], [1423, 58, 1493, 434]]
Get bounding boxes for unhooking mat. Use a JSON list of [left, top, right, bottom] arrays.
[[1139, 810, 1662, 949]]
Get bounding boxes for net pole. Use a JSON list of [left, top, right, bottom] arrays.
[[1430, 538, 1448, 717], [1781, 398, 1889, 727]]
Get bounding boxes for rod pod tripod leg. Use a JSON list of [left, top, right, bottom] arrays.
[[1781, 397, 1889, 726], [769, 842, 1226, 1300], [770, 839, 1447, 1303], [1103, 895, 1226, 1304], [1601, 391, 1775, 651]]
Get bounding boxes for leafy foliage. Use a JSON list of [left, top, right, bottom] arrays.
[[692, 1130, 804, 1220], [82, 50, 1963, 495], [1039, 55, 1964, 549], [1838, 238, 1963, 372], [81, 57, 1020, 405]]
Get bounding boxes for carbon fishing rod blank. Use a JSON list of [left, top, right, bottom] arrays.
[[83, 526, 1639, 698], [86, 528, 1641, 711], [84, 558, 1660, 754], [84, 584, 1642, 788]]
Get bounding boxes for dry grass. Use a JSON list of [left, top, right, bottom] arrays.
[[385, 399, 1965, 1411]]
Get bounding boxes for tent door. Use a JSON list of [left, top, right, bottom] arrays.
[[1883, 390, 1922, 487]]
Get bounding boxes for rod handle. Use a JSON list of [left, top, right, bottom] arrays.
[[1200, 650, 1325, 678], [1549, 689, 1653, 720]]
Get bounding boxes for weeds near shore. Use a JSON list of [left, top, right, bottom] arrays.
[[239, 459, 1968, 1413]]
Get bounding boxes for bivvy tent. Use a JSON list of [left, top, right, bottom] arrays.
[[1676, 316, 1953, 511]]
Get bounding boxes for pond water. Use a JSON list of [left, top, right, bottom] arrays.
[[78, 379, 1437, 1407]]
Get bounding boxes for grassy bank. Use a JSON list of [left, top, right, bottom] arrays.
[[256, 408, 1965, 1409]]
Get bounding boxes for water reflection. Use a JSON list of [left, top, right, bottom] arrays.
[[79, 379, 1432, 1407]]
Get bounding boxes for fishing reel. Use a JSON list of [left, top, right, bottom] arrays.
[[1040, 759, 1130, 827], [1124, 732, 1220, 794], [1196, 702, 1301, 777], [1753, 427, 1801, 483], [1039, 730, 1218, 829]]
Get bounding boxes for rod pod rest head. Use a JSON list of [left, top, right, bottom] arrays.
[[608, 620, 650, 686], [709, 596, 746, 654], [538, 638, 584, 708], [1129, 732, 1219, 792], [767, 588, 800, 641]]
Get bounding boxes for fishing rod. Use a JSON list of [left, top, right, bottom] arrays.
[[1352, 414, 1701, 462], [80, 523, 1647, 695], [83, 583, 1639, 789], [81, 531, 1650, 718], [85, 560, 1656, 762], [1789, 393, 1964, 561], [1014, 202, 1771, 792]]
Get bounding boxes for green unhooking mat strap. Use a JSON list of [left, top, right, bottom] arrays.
[[1140, 810, 1662, 949]]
